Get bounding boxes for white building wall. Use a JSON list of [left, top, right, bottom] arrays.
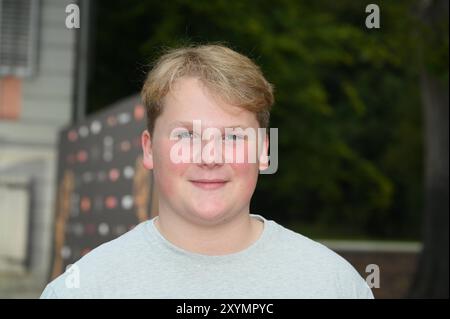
[[0, 0, 78, 298]]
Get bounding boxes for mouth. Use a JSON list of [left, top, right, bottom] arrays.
[[189, 179, 229, 190]]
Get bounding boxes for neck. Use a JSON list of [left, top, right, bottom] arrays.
[[154, 206, 264, 256]]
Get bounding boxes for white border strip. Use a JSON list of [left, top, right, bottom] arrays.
[[318, 240, 422, 253]]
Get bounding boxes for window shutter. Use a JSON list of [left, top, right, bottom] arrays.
[[0, 0, 40, 78]]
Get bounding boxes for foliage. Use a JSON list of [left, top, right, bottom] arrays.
[[87, 0, 448, 239]]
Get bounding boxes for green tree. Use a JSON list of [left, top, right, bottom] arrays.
[[87, 0, 446, 245]]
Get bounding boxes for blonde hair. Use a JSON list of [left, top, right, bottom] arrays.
[[141, 44, 274, 133]]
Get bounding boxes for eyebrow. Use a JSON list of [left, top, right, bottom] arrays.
[[168, 121, 249, 130], [169, 121, 194, 129]]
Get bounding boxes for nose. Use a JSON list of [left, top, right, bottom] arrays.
[[192, 136, 225, 168]]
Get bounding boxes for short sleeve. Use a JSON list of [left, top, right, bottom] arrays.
[[355, 279, 375, 299], [40, 284, 58, 299]]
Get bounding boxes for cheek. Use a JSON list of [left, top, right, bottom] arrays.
[[229, 139, 259, 185], [153, 141, 190, 195], [230, 162, 259, 192]]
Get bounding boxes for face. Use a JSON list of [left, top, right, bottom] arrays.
[[141, 77, 268, 225]]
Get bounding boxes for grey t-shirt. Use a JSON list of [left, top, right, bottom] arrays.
[[40, 214, 374, 299]]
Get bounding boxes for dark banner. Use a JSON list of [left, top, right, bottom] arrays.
[[49, 95, 157, 279]]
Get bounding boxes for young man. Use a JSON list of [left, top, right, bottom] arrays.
[[40, 44, 374, 299]]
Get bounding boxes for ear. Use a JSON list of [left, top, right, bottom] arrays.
[[141, 130, 154, 170], [258, 131, 269, 171]]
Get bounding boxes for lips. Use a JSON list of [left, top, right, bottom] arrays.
[[189, 179, 228, 190]]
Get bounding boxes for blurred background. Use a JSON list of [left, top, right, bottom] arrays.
[[0, 0, 448, 299]]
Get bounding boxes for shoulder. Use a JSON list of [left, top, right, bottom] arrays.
[[40, 221, 150, 299], [267, 220, 374, 298]]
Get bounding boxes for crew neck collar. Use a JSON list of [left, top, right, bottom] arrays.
[[143, 213, 271, 262]]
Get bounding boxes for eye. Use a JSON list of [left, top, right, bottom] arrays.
[[176, 131, 193, 139], [174, 130, 201, 140], [224, 134, 245, 141]]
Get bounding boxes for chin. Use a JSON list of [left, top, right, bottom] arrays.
[[189, 203, 230, 223]]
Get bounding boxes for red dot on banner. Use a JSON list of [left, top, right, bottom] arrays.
[[80, 197, 91, 212], [105, 196, 117, 209], [120, 140, 131, 152], [81, 248, 91, 256], [134, 104, 145, 121], [77, 150, 88, 163], [107, 115, 117, 127], [85, 224, 96, 235], [68, 130, 78, 142], [109, 168, 120, 182]]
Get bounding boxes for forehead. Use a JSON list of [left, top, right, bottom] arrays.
[[159, 77, 258, 128]]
